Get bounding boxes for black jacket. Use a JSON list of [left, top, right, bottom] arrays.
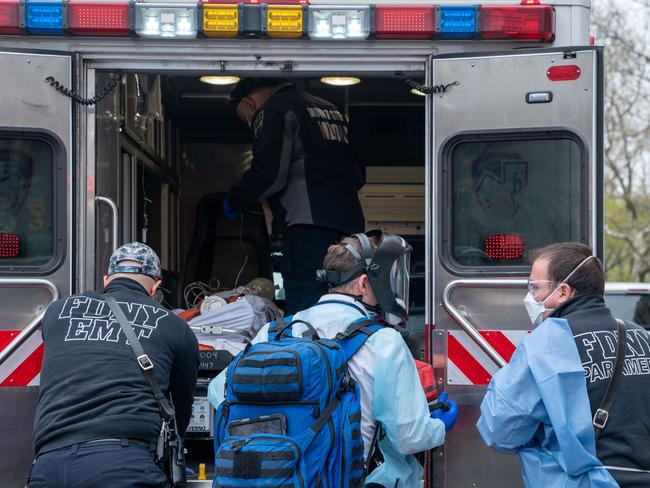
[[228, 84, 366, 235], [554, 294, 650, 487], [33, 278, 199, 455]]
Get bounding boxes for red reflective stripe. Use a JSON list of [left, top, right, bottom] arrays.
[[0, 330, 20, 351], [0, 343, 44, 386], [447, 333, 492, 384], [479, 330, 517, 362]]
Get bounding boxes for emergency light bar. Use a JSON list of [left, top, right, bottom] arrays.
[[0, 1, 556, 41]]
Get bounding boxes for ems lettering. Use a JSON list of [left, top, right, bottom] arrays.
[[576, 332, 598, 365], [59, 296, 91, 319]]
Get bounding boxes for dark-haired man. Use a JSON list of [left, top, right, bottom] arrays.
[[478, 242, 650, 487], [224, 78, 366, 315]]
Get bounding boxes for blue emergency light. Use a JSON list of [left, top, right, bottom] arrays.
[[438, 6, 477, 39], [25, 0, 65, 35]]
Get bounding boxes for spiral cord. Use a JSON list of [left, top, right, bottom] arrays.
[[44, 75, 118, 106], [395, 72, 460, 95]]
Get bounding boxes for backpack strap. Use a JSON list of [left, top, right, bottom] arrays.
[[267, 315, 293, 341], [335, 318, 383, 362]]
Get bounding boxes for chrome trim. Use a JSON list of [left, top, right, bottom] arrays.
[[442, 279, 528, 368], [95, 196, 119, 252], [0, 279, 59, 367]]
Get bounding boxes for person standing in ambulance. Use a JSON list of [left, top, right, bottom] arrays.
[[224, 78, 366, 315], [477, 242, 650, 487]]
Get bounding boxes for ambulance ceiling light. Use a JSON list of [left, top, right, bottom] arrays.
[[68, 1, 131, 36], [199, 75, 240, 85], [375, 6, 435, 40], [308, 6, 371, 40], [135, 2, 198, 39], [25, 0, 65, 35], [0, 0, 20, 35], [320, 76, 361, 86], [438, 6, 477, 40]]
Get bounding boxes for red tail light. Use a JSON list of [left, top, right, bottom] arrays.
[[484, 234, 525, 261], [68, 1, 131, 36], [0, 232, 22, 258], [481, 5, 555, 42], [375, 6, 436, 39], [0, 0, 20, 35]]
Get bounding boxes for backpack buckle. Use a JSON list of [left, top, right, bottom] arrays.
[[335, 332, 347, 341], [593, 408, 609, 429], [137, 354, 154, 371]]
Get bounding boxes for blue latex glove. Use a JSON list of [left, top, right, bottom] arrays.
[[431, 391, 459, 432], [223, 197, 241, 219]]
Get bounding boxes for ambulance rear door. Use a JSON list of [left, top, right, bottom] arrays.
[[0, 49, 74, 486], [429, 46, 603, 487]]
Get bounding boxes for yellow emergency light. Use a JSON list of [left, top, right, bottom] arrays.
[[202, 4, 239, 38], [266, 5, 304, 39]]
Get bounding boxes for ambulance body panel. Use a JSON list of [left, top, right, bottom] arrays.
[[0, 1, 601, 486]]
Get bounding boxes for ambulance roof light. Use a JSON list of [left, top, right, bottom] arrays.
[[134, 2, 198, 39], [307, 5, 371, 40], [68, 1, 131, 37], [481, 5, 555, 42], [0, 0, 20, 35], [374, 6, 435, 40], [484, 234, 526, 261], [0, 232, 22, 258], [25, 0, 65, 35]]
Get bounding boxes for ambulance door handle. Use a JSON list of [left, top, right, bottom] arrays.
[[95, 196, 119, 252], [442, 279, 528, 368], [0, 279, 59, 367]]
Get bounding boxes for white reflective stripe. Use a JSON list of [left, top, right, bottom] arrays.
[[603, 466, 650, 474], [0, 330, 43, 383]]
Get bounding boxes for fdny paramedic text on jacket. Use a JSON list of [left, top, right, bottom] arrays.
[[29, 243, 199, 488], [209, 231, 458, 487], [225, 79, 366, 315], [477, 242, 650, 488]]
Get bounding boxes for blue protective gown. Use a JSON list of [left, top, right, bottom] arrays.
[[209, 294, 445, 488], [476, 317, 619, 488]]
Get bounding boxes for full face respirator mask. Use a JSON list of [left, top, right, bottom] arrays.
[[316, 229, 413, 327]]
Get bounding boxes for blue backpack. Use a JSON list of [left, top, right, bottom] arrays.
[[213, 316, 382, 488]]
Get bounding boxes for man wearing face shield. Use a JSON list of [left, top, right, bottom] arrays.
[[209, 230, 458, 487], [477, 242, 650, 487], [223, 78, 366, 315]]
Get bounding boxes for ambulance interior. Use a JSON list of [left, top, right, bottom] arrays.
[[93, 71, 426, 475]]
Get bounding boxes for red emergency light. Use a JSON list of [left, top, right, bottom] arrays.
[[0, 232, 22, 258], [68, 1, 131, 36], [201, 0, 308, 3], [484, 234, 525, 261], [0, 0, 20, 35], [375, 6, 436, 39], [481, 5, 555, 42]]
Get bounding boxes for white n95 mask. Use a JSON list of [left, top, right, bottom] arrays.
[[523, 255, 597, 327]]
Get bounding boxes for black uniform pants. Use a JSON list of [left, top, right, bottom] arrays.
[[281, 225, 346, 315], [27, 439, 169, 488]]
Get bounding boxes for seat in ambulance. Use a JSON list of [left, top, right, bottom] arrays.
[[183, 193, 274, 291]]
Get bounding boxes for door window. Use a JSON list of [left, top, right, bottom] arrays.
[[445, 133, 586, 270], [0, 133, 63, 271]]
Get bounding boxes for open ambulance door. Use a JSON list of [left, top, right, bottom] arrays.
[[0, 50, 74, 485], [428, 47, 603, 488]]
